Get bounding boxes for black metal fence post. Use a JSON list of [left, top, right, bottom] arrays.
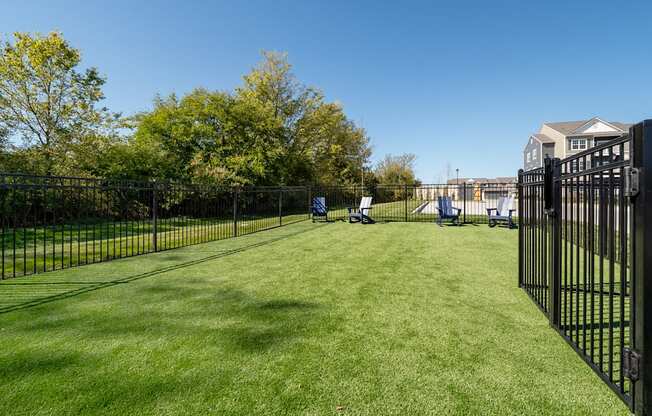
[[233, 188, 238, 238], [518, 169, 524, 287], [152, 181, 158, 252], [307, 186, 312, 220], [1, 174, 6, 280], [278, 190, 282, 226], [404, 184, 408, 222], [544, 158, 562, 326], [631, 120, 652, 415], [551, 158, 562, 327], [462, 182, 467, 224]]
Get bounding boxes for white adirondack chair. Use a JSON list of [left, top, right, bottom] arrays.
[[348, 196, 375, 224], [487, 196, 516, 228]]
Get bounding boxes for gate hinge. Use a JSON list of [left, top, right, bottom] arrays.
[[624, 167, 640, 198], [623, 347, 641, 382]]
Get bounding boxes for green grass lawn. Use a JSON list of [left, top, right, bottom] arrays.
[[0, 221, 630, 415]]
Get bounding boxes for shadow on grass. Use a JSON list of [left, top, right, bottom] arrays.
[[0, 223, 328, 315], [206, 288, 322, 353], [1, 289, 325, 414], [0, 350, 83, 382], [8, 286, 323, 358]]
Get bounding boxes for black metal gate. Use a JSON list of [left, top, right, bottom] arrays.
[[518, 166, 548, 312], [518, 120, 652, 414]]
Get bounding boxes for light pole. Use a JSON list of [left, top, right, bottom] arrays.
[[456, 168, 459, 185]]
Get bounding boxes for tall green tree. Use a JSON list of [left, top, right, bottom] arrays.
[[236, 51, 370, 185], [0, 32, 114, 174], [131, 51, 371, 186], [0, 125, 8, 151], [130, 89, 283, 185], [374, 153, 419, 184], [0, 126, 10, 170], [301, 101, 371, 185]]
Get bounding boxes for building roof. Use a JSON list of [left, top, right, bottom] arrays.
[[446, 177, 517, 185], [610, 122, 632, 131], [531, 133, 555, 143], [543, 120, 588, 135], [495, 176, 518, 183], [543, 117, 631, 135]]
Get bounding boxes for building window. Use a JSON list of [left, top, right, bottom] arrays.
[[532, 148, 537, 160], [569, 137, 588, 151], [526, 152, 531, 163]]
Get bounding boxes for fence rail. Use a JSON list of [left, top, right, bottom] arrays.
[[518, 120, 652, 415]]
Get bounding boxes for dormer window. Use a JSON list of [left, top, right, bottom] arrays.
[[569, 137, 588, 151]]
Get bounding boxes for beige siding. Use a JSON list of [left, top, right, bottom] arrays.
[[539, 125, 567, 158]]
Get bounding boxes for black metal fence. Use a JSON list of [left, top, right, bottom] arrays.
[[0, 174, 310, 279], [518, 120, 652, 415], [1, 176, 518, 280], [312, 183, 518, 223]]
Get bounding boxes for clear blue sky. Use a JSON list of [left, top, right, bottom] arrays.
[[3, 1, 652, 182]]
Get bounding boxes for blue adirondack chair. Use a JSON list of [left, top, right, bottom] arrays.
[[487, 196, 516, 228], [310, 197, 328, 222], [348, 196, 375, 224], [437, 196, 462, 226]]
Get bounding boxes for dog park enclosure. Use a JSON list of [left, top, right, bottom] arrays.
[[4, 121, 652, 414]]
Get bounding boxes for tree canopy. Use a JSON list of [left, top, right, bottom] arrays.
[[374, 153, 419, 185], [0, 32, 116, 175], [129, 51, 371, 186], [0, 33, 384, 186]]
